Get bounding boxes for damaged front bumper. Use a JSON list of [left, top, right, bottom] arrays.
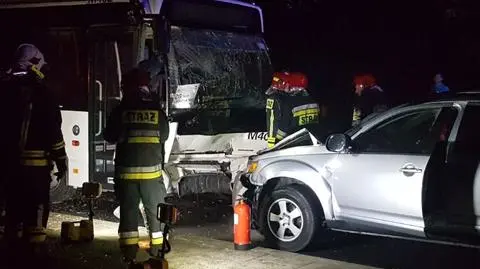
[[167, 152, 250, 197], [167, 153, 232, 196]]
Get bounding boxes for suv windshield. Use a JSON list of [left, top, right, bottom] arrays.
[[167, 26, 273, 135]]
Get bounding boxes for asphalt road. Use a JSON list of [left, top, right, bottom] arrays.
[[51, 191, 480, 269]]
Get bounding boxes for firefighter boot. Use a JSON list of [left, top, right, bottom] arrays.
[[121, 254, 144, 269]]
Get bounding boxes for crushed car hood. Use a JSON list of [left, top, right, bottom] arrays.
[[256, 128, 320, 155]]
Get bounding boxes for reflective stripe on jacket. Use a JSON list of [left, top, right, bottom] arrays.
[[291, 102, 320, 127], [266, 92, 321, 148], [115, 164, 163, 180], [104, 99, 169, 180]]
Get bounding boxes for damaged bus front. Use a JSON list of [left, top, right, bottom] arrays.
[[161, 1, 273, 197]]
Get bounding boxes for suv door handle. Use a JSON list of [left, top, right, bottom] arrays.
[[400, 166, 423, 174]]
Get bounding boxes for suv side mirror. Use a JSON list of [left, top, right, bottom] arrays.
[[325, 133, 351, 153]]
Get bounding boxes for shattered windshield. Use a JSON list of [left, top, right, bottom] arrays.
[[167, 26, 273, 135]]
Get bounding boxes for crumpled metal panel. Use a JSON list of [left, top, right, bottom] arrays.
[[179, 173, 231, 196]]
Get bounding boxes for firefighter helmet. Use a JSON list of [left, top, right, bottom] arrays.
[[13, 44, 47, 69], [353, 74, 377, 88], [270, 72, 291, 91], [267, 72, 308, 94], [289, 72, 308, 91], [11, 43, 47, 79]]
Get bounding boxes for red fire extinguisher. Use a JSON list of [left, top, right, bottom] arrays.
[[233, 199, 252, 250]]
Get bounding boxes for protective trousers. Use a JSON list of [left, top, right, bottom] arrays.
[[117, 178, 166, 261], [4, 168, 50, 256]]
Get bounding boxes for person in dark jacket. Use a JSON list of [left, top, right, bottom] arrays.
[[266, 72, 325, 148], [352, 73, 388, 127], [1, 44, 67, 265], [104, 67, 169, 268]]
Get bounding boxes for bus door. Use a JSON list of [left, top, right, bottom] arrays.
[[88, 27, 138, 190]]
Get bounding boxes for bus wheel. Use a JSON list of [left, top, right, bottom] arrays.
[[50, 174, 74, 204]]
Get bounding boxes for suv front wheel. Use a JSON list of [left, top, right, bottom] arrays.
[[261, 185, 321, 252]]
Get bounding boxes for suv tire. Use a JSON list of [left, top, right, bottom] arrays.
[[260, 184, 320, 252]]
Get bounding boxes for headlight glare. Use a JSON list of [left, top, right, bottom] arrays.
[[247, 161, 258, 173]]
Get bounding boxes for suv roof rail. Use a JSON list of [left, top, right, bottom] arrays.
[[456, 91, 480, 95]]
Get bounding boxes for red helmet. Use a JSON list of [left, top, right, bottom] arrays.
[[270, 72, 291, 91], [269, 72, 308, 93], [290, 72, 308, 89], [353, 74, 376, 88]]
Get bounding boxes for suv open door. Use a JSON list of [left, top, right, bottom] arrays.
[[423, 102, 480, 245]]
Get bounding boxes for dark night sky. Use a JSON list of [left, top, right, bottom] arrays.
[[250, 0, 480, 109]]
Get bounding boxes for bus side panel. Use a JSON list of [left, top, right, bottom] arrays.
[[61, 110, 89, 188]]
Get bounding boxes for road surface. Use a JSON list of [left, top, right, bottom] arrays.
[[47, 191, 480, 269]]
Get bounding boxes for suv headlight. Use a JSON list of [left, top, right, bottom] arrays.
[[247, 161, 258, 173]]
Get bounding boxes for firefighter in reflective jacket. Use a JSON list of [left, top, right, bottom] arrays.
[[103, 67, 169, 266], [2, 44, 67, 259], [352, 73, 388, 126], [266, 72, 323, 148]]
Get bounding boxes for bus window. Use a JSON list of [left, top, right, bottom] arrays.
[[41, 29, 87, 111]]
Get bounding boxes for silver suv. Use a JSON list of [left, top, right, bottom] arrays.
[[236, 94, 480, 252]]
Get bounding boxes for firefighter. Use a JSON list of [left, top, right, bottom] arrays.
[[352, 73, 388, 126], [2, 44, 67, 265], [103, 67, 169, 268], [265, 72, 324, 148]]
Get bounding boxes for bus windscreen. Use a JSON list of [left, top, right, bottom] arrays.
[[167, 26, 272, 135]]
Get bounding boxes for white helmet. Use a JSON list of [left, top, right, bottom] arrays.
[[13, 43, 47, 72]]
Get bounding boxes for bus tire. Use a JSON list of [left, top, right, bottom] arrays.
[[50, 174, 75, 204]]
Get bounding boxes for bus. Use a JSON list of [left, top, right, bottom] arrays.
[[0, 0, 272, 203]]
